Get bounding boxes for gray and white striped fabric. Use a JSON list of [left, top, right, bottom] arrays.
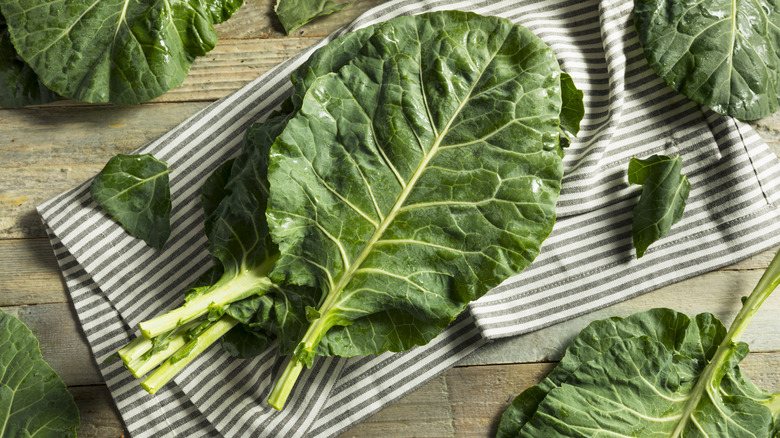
[[38, 0, 780, 436]]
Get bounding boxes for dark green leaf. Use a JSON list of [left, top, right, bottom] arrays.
[[498, 309, 780, 437], [220, 324, 271, 359], [0, 11, 57, 108], [497, 309, 725, 437], [628, 154, 690, 258], [0, 308, 79, 437], [634, 0, 780, 120], [559, 72, 584, 137], [521, 336, 773, 437], [0, 0, 242, 104], [274, 0, 349, 34], [135, 24, 382, 356], [267, 11, 566, 364], [201, 158, 236, 241], [226, 295, 274, 326], [91, 154, 172, 250]]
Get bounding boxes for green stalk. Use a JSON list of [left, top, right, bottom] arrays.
[[119, 320, 202, 376], [126, 329, 195, 378], [267, 357, 306, 410], [118, 335, 153, 366], [267, 312, 337, 410], [141, 315, 239, 394], [139, 267, 276, 339], [670, 249, 780, 438]]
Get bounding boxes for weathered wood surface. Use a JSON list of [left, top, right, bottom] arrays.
[[2, 0, 780, 436], [2, 247, 779, 437]]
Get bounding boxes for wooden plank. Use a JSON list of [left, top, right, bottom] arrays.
[[67, 352, 780, 438], [147, 37, 325, 103], [70, 385, 128, 438], [340, 375, 455, 437], [464, 262, 780, 366], [4, 253, 780, 388], [5, 237, 778, 307], [0, 239, 68, 306], [1, 304, 102, 387], [213, 0, 387, 40], [0, 102, 208, 239]]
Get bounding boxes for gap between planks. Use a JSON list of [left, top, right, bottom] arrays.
[[68, 353, 780, 438]]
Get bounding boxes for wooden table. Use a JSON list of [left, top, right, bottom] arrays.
[[2, 1, 779, 436]]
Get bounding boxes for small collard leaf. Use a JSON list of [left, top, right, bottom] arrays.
[[634, 0, 780, 120], [628, 154, 689, 258], [91, 154, 172, 250], [274, 0, 349, 34], [0, 308, 80, 437], [0, 11, 57, 108], [559, 72, 584, 137]]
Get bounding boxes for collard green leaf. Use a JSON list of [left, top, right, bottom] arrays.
[[634, 0, 780, 120], [220, 324, 272, 359], [0, 11, 57, 108], [520, 336, 774, 437], [91, 154, 172, 250], [0, 0, 242, 104], [267, 11, 565, 365], [0, 308, 80, 437], [201, 158, 236, 241], [137, 23, 381, 349], [496, 309, 726, 437], [275, 0, 349, 35], [497, 308, 780, 437], [628, 154, 690, 258], [559, 72, 584, 137]]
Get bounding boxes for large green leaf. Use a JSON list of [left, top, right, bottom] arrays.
[[497, 309, 780, 437], [628, 155, 690, 258], [0, 0, 242, 104], [0, 12, 58, 108], [274, 0, 349, 34], [634, 0, 780, 120], [496, 309, 725, 437], [91, 154, 172, 250], [521, 336, 774, 437], [267, 11, 565, 366], [137, 23, 380, 350], [0, 308, 79, 437]]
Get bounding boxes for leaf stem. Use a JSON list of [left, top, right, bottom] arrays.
[[267, 355, 306, 410], [118, 335, 153, 366], [141, 315, 238, 394], [119, 320, 202, 374], [139, 267, 276, 339], [670, 248, 780, 437]]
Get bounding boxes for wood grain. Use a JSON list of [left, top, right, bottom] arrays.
[[0, 103, 208, 239], [70, 386, 127, 438], [1, 303, 101, 387], [62, 352, 780, 438], [2, 0, 780, 436], [213, 0, 387, 40], [5, 262, 779, 389]]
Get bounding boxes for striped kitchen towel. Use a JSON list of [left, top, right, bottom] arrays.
[[38, 0, 780, 436]]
